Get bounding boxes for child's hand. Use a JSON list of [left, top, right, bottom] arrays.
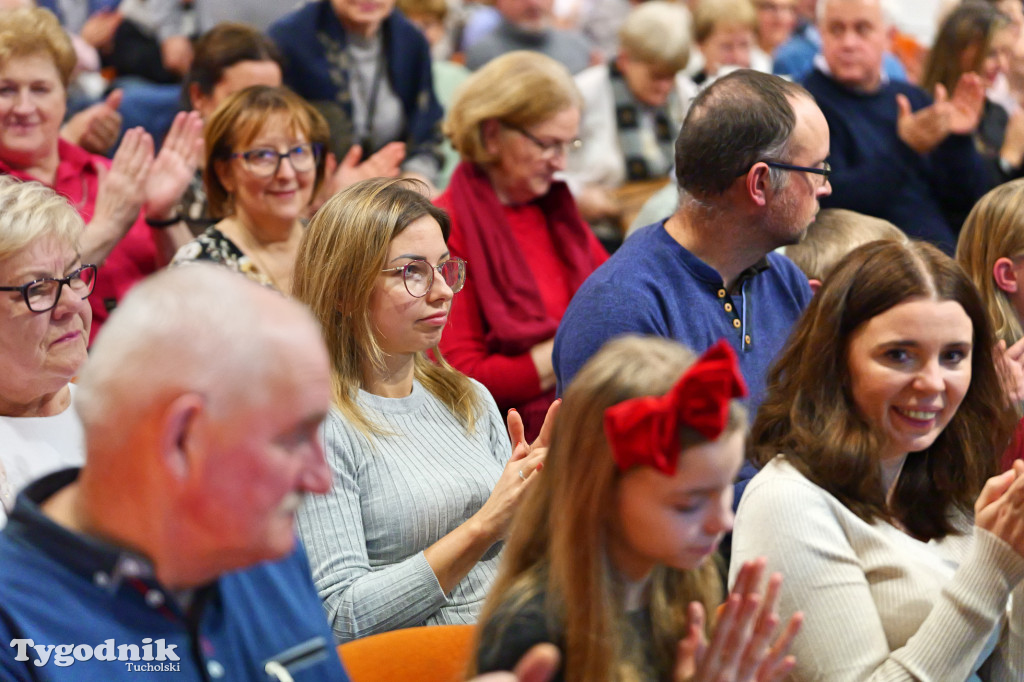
[[674, 558, 802, 682]]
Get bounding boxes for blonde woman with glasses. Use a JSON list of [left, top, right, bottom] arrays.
[[291, 177, 556, 643]]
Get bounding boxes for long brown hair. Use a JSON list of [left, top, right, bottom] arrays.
[[473, 336, 744, 682], [752, 240, 1013, 541], [292, 177, 481, 435]]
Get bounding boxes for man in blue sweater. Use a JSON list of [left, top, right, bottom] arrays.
[[553, 69, 828, 502], [803, 0, 991, 253]]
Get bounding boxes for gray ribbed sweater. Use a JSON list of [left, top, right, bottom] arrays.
[[731, 456, 1024, 681], [297, 379, 509, 643]]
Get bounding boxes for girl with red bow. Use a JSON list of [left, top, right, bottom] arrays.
[[472, 335, 801, 682]]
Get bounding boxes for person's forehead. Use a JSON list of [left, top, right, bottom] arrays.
[[822, 0, 883, 23]]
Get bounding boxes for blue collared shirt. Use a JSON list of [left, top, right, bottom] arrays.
[[0, 469, 350, 681]]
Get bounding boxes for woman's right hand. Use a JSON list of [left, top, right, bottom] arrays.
[[975, 460, 1024, 556], [92, 127, 153, 236], [471, 437, 546, 544], [674, 558, 802, 682]]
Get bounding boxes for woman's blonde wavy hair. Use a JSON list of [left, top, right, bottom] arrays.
[[292, 177, 481, 435]]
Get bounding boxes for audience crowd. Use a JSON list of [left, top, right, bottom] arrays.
[[4, 0, 1024, 680]]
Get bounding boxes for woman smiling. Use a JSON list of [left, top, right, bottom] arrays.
[[732, 239, 1024, 681], [173, 86, 329, 294]]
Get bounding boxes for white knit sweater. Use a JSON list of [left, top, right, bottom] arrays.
[[730, 456, 1024, 682]]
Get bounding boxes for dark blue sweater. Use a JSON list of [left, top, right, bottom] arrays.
[[803, 69, 991, 253], [269, 3, 443, 164]]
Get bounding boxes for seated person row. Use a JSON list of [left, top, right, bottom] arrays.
[[0, 6, 202, 338], [565, 1, 698, 236], [437, 52, 607, 443], [0, 260, 559, 680]]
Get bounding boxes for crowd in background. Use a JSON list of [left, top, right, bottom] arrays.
[[5, 0, 1024, 680]]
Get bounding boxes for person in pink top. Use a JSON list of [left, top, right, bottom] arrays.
[[437, 51, 607, 442], [0, 7, 202, 340]]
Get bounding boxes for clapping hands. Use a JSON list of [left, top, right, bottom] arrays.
[[896, 73, 985, 154], [674, 558, 802, 682]]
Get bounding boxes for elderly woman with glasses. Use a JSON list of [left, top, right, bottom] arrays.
[[437, 51, 608, 444], [0, 7, 202, 341], [0, 178, 95, 527], [291, 177, 555, 642], [172, 86, 329, 294]]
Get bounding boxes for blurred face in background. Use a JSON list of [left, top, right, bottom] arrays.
[[819, 0, 887, 92], [699, 22, 754, 75], [755, 0, 798, 52]]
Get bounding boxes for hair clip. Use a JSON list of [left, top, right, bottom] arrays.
[[603, 340, 747, 475]]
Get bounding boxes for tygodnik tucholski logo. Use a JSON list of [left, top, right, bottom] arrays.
[[10, 638, 182, 671]]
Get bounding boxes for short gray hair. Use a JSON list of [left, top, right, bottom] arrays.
[[76, 264, 321, 434], [0, 177, 83, 261], [619, 1, 693, 71]]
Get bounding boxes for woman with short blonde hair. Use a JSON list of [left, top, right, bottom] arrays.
[[437, 51, 607, 444], [444, 51, 582, 166], [0, 178, 94, 524]]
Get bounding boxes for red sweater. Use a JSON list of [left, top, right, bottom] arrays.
[[436, 193, 607, 438]]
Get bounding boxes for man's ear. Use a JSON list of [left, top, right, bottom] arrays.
[[994, 257, 1019, 294], [745, 162, 772, 207], [160, 393, 205, 481]]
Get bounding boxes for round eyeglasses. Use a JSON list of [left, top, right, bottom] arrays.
[[0, 263, 97, 313], [230, 143, 322, 177], [380, 258, 467, 298]]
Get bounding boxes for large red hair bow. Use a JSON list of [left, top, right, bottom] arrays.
[[603, 340, 747, 475]]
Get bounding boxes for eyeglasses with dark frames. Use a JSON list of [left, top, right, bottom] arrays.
[[380, 258, 467, 298], [763, 160, 832, 183], [501, 122, 582, 158], [0, 263, 97, 313], [230, 143, 322, 177]]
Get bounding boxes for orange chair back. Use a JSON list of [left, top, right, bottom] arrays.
[[338, 624, 476, 682]]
